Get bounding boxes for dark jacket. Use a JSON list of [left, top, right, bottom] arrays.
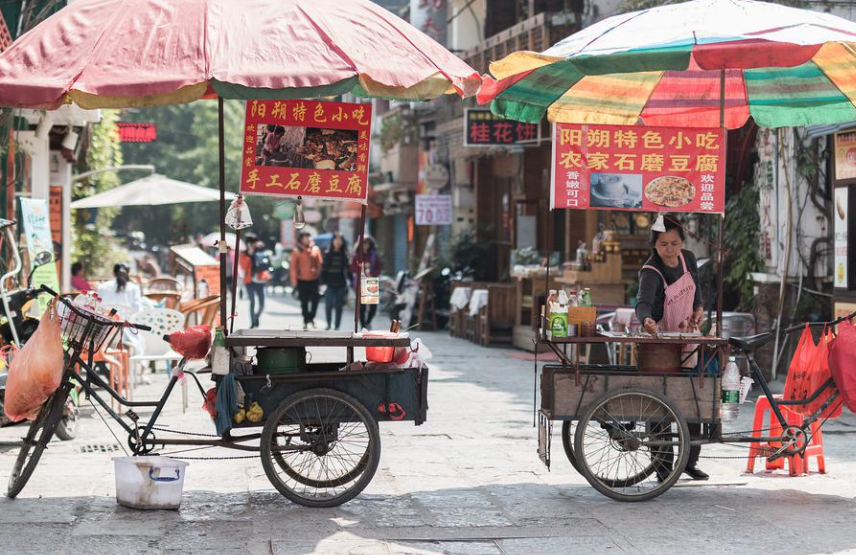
[[350, 250, 381, 290], [321, 249, 350, 288], [635, 249, 703, 324]]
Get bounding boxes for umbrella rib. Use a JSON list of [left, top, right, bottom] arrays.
[[296, 1, 456, 91]]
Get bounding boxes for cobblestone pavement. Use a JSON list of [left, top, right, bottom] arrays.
[[2, 292, 856, 555]]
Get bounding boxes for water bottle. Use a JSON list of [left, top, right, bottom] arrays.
[[549, 304, 568, 339], [566, 290, 578, 337], [721, 361, 741, 422], [211, 327, 229, 376]]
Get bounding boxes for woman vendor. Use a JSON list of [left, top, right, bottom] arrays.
[[635, 215, 708, 481]]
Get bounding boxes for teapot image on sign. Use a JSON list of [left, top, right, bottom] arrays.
[[645, 176, 696, 208]]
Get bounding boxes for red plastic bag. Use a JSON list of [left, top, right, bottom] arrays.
[[4, 300, 64, 421], [166, 325, 211, 360], [830, 320, 856, 412], [783, 325, 815, 402], [787, 327, 842, 419]]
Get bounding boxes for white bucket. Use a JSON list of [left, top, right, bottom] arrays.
[[113, 456, 189, 510]]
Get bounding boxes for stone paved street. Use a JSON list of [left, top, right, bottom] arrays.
[[2, 293, 856, 555]]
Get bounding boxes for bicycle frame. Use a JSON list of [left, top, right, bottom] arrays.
[[66, 347, 312, 454]]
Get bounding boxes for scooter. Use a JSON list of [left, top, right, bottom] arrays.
[[0, 219, 77, 439]]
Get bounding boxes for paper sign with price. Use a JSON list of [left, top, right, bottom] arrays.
[[415, 194, 453, 226]]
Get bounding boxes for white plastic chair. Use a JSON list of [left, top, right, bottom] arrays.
[[128, 309, 188, 411]]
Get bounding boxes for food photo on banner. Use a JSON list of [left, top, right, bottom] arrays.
[[550, 123, 725, 213], [241, 99, 372, 203]]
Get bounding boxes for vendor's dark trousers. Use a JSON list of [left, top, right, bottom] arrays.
[[325, 285, 347, 329], [246, 282, 266, 328], [652, 422, 702, 479], [297, 279, 320, 325], [359, 303, 378, 329]]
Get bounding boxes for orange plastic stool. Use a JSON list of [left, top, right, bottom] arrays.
[[746, 395, 826, 476]]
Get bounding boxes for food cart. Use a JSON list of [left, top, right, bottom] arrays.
[[477, 0, 856, 502], [0, 0, 480, 507]]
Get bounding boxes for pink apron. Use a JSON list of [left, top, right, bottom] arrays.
[[642, 251, 698, 367]]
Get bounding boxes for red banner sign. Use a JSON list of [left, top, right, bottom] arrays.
[[240, 100, 372, 204], [117, 123, 157, 143], [551, 123, 725, 214]]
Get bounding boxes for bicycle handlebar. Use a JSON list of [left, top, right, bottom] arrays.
[[38, 284, 153, 332], [783, 309, 856, 335], [39, 284, 58, 297]]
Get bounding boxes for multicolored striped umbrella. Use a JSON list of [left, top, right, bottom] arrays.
[[0, 0, 480, 109], [479, 0, 856, 129]]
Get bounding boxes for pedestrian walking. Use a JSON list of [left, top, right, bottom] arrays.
[[351, 236, 382, 330], [240, 237, 273, 328], [290, 232, 323, 330], [321, 233, 350, 331]]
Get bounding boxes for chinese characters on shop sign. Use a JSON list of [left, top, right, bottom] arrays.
[[551, 123, 725, 214], [464, 108, 539, 147], [117, 123, 157, 143], [240, 100, 372, 203]]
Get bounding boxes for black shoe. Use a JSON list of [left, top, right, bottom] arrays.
[[684, 465, 709, 481]]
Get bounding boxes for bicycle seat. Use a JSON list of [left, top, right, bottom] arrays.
[[729, 333, 775, 352], [0, 219, 15, 231]]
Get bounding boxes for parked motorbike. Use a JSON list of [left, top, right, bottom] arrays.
[[0, 219, 77, 439]]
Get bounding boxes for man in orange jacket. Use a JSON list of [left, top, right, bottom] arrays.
[[290, 232, 324, 330]]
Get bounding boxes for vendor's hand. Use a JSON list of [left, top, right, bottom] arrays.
[[692, 307, 705, 329], [643, 317, 658, 335]]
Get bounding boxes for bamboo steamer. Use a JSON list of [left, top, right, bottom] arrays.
[[636, 343, 682, 373]]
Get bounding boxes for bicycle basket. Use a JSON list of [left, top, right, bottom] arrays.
[[58, 301, 119, 352]]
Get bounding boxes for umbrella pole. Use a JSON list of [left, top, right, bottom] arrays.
[[354, 204, 367, 333], [230, 228, 242, 334], [716, 69, 725, 338], [218, 97, 228, 332]]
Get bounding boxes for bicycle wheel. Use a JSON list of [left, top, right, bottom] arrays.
[[574, 388, 689, 502], [54, 396, 78, 441], [561, 421, 580, 472], [7, 382, 70, 499], [260, 388, 380, 508]]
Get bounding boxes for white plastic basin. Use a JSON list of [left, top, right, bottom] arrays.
[[113, 456, 189, 510]]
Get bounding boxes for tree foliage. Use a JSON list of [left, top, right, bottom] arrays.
[[72, 110, 129, 273], [724, 181, 763, 311]]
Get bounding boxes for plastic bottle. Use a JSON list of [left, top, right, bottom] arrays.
[[566, 290, 578, 337], [549, 303, 568, 339], [582, 288, 592, 307], [721, 361, 741, 422], [211, 327, 229, 376]]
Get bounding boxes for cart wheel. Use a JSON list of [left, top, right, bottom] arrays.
[[260, 388, 381, 508], [7, 382, 70, 499], [574, 388, 689, 502], [561, 421, 580, 472]]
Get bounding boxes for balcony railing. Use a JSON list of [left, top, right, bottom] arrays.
[[463, 12, 578, 75]]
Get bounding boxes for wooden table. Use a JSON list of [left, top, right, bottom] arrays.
[[226, 329, 411, 366]]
